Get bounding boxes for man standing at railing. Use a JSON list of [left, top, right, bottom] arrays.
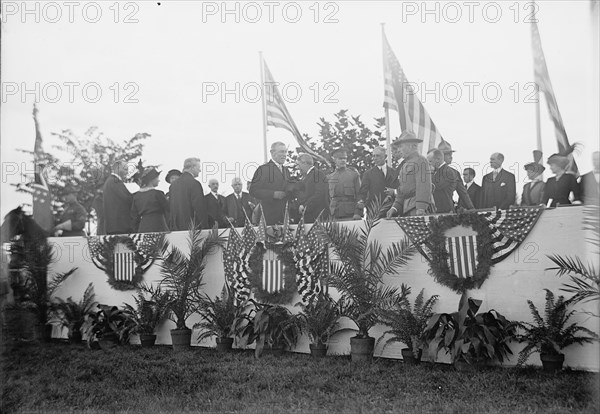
[[480, 153, 516, 210], [103, 160, 133, 235], [387, 131, 435, 217]]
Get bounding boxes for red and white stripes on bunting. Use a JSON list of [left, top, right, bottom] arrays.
[[445, 236, 478, 278]]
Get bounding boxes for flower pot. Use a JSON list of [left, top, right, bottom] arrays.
[[309, 343, 328, 358], [170, 328, 192, 351], [350, 336, 375, 363], [216, 337, 233, 352], [540, 353, 565, 373], [401, 348, 422, 365], [97, 332, 119, 350], [139, 333, 157, 348]]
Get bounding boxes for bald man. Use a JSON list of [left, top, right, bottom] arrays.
[[205, 178, 228, 228], [480, 153, 516, 210]]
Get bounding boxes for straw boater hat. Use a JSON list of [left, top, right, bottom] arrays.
[[165, 169, 182, 183], [437, 140, 455, 153], [395, 130, 422, 144]]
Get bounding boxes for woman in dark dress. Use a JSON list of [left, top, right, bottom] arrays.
[[131, 167, 169, 233], [542, 154, 581, 207]]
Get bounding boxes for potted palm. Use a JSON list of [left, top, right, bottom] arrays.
[[82, 304, 133, 350], [296, 293, 340, 357], [378, 288, 439, 364], [122, 284, 171, 348], [159, 224, 225, 351], [238, 300, 302, 358], [193, 284, 240, 352], [422, 292, 516, 371], [515, 289, 599, 372], [324, 200, 415, 362], [49, 282, 97, 343]]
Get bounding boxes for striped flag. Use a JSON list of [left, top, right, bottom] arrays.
[[262, 57, 329, 166], [31, 105, 54, 232], [445, 236, 478, 278], [262, 251, 284, 293], [113, 251, 135, 282], [531, 21, 578, 174], [382, 30, 443, 152]]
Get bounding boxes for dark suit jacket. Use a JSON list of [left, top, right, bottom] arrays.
[[452, 169, 475, 210], [543, 173, 580, 207], [358, 164, 399, 211], [432, 164, 457, 214], [225, 192, 254, 228], [465, 182, 481, 209], [205, 193, 228, 228], [481, 169, 516, 210], [249, 160, 292, 225], [580, 172, 599, 205], [169, 172, 207, 231], [298, 167, 328, 223], [102, 175, 133, 235]]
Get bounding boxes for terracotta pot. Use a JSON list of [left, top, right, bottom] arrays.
[[309, 343, 328, 358], [216, 337, 234, 352], [540, 353, 565, 373], [139, 333, 157, 348], [401, 348, 422, 365], [170, 328, 192, 351], [350, 336, 375, 363]]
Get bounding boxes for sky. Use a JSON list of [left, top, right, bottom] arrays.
[[1, 0, 599, 218]]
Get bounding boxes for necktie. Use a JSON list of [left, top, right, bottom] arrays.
[[493, 171, 498, 181]]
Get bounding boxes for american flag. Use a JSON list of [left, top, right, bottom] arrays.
[[31, 105, 54, 232], [256, 205, 267, 243], [531, 21, 578, 174], [223, 225, 252, 304], [293, 215, 325, 303], [446, 236, 478, 278], [396, 208, 543, 269], [281, 202, 295, 244], [262, 57, 329, 166], [382, 30, 443, 153]]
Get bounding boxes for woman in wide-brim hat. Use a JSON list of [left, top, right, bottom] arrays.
[[542, 154, 581, 207], [131, 167, 170, 233]]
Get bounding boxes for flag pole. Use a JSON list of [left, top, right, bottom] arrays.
[[259, 51, 268, 163], [381, 23, 392, 165], [532, 2, 542, 157]]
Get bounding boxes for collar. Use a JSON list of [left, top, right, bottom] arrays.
[[111, 173, 122, 181], [530, 175, 544, 183], [493, 167, 503, 174]]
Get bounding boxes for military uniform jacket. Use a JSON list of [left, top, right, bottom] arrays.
[[103, 175, 133, 235], [59, 201, 87, 237], [392, 153, 434, 214], [327, 167, 361, 219]]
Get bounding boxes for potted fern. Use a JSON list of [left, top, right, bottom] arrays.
[[324, 199, 415, 362], [378, 288, 439, 364], [193, 284, 239, 352], [422, 292, 516, 370], [515, 289, 599, 372], [296, 293, 340, 357], [122, 284, 171, 348], [82, 304, 133, 350], [49, 282, 97, 343], [159, 224, 225, 351]]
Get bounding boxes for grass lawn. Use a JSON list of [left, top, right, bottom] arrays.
[[1, 342, 599, 414]]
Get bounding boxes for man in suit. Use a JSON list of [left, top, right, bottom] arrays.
[[103, 160, 133, 235], [580, 151, 599, 205], [357, 146, 398, 217], [387, 131, 434, 217], [480, 153, 516, 210], [428, 149, 457, 214], [463, 168, 481, 209], [169, 157, 208, 231], [249, 141, 293, 225], [327, 148, 362, 221], [521, 162, 546, 206], [296, 153, 328, 223], [225, 177, 255, 227], [438, 140, 475, 211], [205, 178, 228, 228]]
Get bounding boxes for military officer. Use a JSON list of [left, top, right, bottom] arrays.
[[327, 148, 362, 220], [54, 186, 88, 237], [387, 131, 435, 217]]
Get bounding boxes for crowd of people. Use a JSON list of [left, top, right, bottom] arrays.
[[53, 132, 600, 237]]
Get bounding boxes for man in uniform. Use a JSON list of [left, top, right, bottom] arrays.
[[327, 148, 362, 221], [438, 140, 475, 211], [357, 146, 398, 217], [54, 186, 88, 237], [387, 131, 435, 217]]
